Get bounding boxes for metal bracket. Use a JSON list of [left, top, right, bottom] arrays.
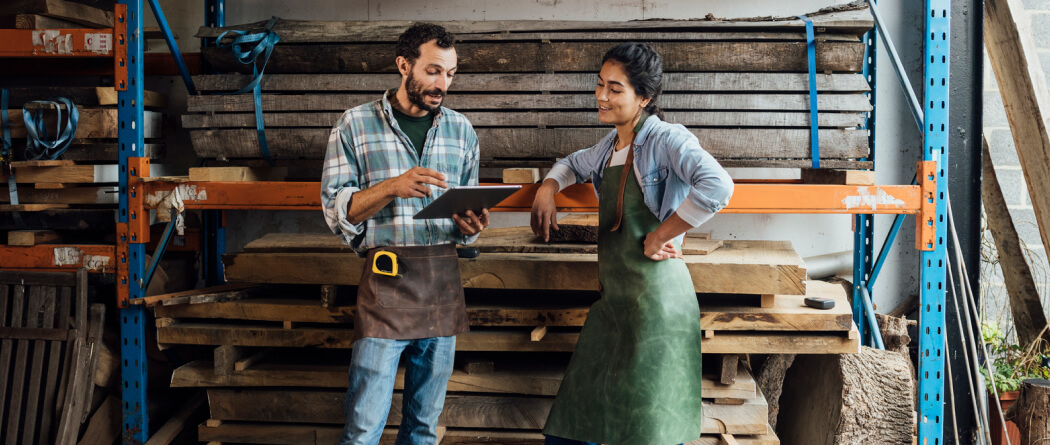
[[128, 156, 150, 244], [114, 4, 128, 91], [916, 160, 937, 251]]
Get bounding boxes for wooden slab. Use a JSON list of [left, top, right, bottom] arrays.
[[184, 109, 865, 129], [7, 230, 62, 246], [188, 167, 288, 182], [158, 323, 857, 354], [225, 235, 807, 295], [502, 168, 540, 184], [0, 0, 114, 28], [206, 388, 768, 434], [193, 72, 870, 93], [95, 87, 168, 108], [201, 40, 865, 74], [800, 169, 875, 185], [0, 186, 118, 205], [6, 109, 163, 139], [170, 359, 757, 400], [700, 281, 853, 331], [9, 165, 95, 183], [471, 226, 722, 255], [188, 127, 868, 161], [197, 422, 780, 445]]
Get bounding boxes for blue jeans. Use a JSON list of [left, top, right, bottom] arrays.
[[544, 436, 598, 445], [339, 336, 456, 445]]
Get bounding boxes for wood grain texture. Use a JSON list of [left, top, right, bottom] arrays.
[[223, 236, 807, 295]]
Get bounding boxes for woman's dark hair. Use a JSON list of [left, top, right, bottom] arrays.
[[602, 42, 664, 120], [396, 23, 455, 64]]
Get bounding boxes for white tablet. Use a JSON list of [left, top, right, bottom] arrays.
[[413, 185, 522, 220]]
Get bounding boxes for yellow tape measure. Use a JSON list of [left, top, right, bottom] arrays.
[[371, 251, 401, 277]]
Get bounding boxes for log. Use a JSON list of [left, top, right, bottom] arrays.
[[1005, 379, 1050, 444], [755, 354, 795, 431], [189, 127, 868, 160], [193, 72, 871, 93], [548, 214, 599, 244], [186, 92, 873, 113], [201, 41, 865, 74], [982, 137, 1050, 345], [777, 347, 914, 444]]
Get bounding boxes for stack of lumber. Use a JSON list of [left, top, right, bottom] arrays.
[[185, 7, 873, 169], [146, 230, 859, 444], [0, 0, 116, 29]]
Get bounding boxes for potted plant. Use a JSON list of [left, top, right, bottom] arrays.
[[980, 322, 1050, 445]]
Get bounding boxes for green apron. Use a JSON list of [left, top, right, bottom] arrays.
[[542, 161, 706, 445]]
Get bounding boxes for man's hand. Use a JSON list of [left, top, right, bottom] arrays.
[[386, 167, 449, 199], [530, 179, 560, 242], [643, 231, 682, 261], [453, 209, 489, 236]]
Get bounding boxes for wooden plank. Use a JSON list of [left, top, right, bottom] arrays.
[[188, 167, 288, 182], [14, 13, 79, 29], [0, 209, 116, 231], [78, 304, 105, 422], [76, 394, 121, 445], [0, 186, 118, 205], [206, 389, 767, 434], [193, 72, 871, 93], [23, 286, 56, 443], [144, 391, 207, 445], [0, 270, 78, 287], [0, 285, 11, 429], [183, 110, 866, 129], [186, 92, 873, 113], [984, 0, 1050, 346], [194, 11, 872, 42], [171, 359, 757, 400], [234, 348, 271, 371], [57, 142, 166, 162], [700, 281, 853, 331], [10, 165, 96, 183], [982, 137, 1050, 345], [800, 169, 875, 185], [225, 238, 807, 295], [7, 229, 63, 246], [95, 87, 168, 108], [471, 226, 720, 255], [6, 109, 163, 139], [0, 0, 114, 28], [159, 323, 854, 354], [0, 203, 71, 211], [129, 282, 258, 307], [196, 422, 779, 445], [40, 286, 71, 443], [7, 286, 41, 444], [189, 127, 868, 161], [503, 168, 541, 184], [0, 326, 71, 341]]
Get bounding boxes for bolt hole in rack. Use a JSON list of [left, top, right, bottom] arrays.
[[115, 1, 950, 445]]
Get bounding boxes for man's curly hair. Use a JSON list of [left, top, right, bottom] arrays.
[[396, 23, 455, 64]]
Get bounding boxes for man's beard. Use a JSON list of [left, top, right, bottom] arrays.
[[405, 70, 445, 112]]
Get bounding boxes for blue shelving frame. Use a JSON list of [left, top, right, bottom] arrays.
[[115, 1, 953, 443]]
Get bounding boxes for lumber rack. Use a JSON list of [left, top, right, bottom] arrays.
[[109, 1, 953, 444]]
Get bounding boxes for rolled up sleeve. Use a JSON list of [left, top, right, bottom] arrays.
[[321, 116, 366, 245], [670, 134, 735, 215]]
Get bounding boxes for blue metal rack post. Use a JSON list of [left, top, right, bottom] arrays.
[[918, 0, 949, 443], [852, 15, 878, 347], [202, 0, 227, 286], [117, 0, 149, 442]]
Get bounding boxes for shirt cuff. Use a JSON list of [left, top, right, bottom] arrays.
[[675, 199, 717, 228], [545, 164, 577, 192], [334, 187, 365, 239]]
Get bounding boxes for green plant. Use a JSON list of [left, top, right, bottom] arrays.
[[979, 321, 1050, 394]]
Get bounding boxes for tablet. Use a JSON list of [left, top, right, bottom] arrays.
[[413, 185, 522, 220]]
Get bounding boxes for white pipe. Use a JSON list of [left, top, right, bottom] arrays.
[[803, 251, 854, 279]]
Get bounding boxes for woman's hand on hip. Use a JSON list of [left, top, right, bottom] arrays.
[[531, 179, 561, 242], [643, 231, 682, 261]]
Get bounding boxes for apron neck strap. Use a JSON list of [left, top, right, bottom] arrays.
[[610, 112, 649, 232]]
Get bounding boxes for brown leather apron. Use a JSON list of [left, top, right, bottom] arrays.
[[354, 244, 469, 342]]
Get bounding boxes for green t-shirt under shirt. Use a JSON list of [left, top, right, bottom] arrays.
[[391, 107, 434, 159]]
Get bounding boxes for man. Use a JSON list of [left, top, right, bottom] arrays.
[[321, 23, 489, 445]]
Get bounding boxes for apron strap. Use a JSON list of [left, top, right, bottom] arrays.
[[609, 112, 649, 232]]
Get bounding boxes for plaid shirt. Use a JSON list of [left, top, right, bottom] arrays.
[[321, 90, 480, 255]]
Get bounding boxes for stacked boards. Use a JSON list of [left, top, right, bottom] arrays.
[[186, 9, 873, 169]]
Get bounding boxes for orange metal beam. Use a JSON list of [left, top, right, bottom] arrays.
[[0, 29, 114, 57], [0, 245, 116, 273], [140, 180, 921, 214]]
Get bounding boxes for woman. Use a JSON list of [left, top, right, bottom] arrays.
[[531, 42, 734, 445]]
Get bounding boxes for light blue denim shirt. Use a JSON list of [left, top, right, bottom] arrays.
[[547, 115, 734, 230]]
